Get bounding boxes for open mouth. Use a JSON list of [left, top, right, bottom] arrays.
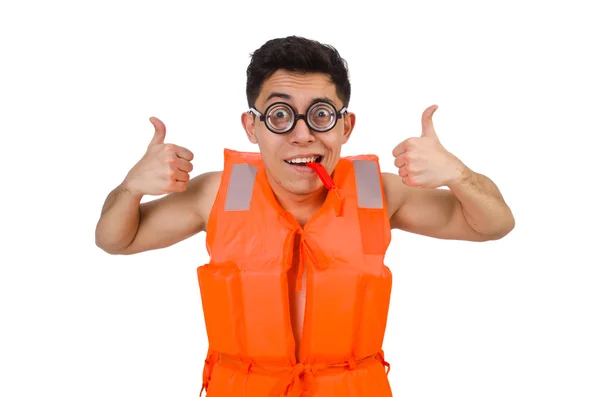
[[284, 155, 323, 166]]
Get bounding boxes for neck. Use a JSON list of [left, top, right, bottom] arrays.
[[266, 174, 328, 225]]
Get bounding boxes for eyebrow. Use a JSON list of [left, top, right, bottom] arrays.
[[264, 92, 292, 104], [263, 93, 338, 108], [312, 97, 337, 106]]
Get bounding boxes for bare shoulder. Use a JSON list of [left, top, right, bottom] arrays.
[[193, 170, 223, 231], [381, 172, 409, 220], [147, 169, 222, 228], [381, 170, 454, 235]]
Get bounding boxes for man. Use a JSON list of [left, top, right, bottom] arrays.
[[95, 36, 514, 396]]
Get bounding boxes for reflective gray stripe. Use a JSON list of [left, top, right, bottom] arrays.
[[353, 160, 383, 209], [224, 164, 258, 211]]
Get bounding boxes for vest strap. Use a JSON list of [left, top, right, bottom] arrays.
[[352, 159, 387, 254], [199, 350, 220, 396], [213, 351, 389, 397], [224, 163, 258, 211], [353, 160, 383, 209], [277, 212, 331, 291]]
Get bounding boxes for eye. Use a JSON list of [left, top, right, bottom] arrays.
[[274, 109, 289, 119], [315, 109, 331, 118], [266, 103, 294, 130], [309, 103, 335, 129]]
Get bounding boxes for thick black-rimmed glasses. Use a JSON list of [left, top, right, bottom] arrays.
[[248, 101, 348, 134]]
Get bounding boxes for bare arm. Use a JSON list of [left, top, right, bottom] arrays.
[[384, 169, 514, 241], [387, 104, 515, 241], [95, 116, 225, 255], [95, 171, 222, 255], [94, 184, 144, 254], [447, 165, 515, 239]]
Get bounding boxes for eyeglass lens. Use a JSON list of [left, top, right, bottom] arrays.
[[266, 102, 336, 132]]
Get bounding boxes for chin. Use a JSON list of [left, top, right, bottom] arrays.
[[281, 180, 322, 196]]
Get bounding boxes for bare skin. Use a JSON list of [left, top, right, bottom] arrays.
[[95, 70, 515, 362]]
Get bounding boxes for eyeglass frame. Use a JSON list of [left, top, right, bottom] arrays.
[[248, 100, 348, 134]]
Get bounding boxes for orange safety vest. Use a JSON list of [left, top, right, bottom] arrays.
[[197, 149, 393, 396]]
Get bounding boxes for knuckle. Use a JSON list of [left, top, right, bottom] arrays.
[[173, 181, 186, 192]]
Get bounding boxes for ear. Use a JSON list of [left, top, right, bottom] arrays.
[[241, 111, 258, 144], [341, 111, 356, 144]]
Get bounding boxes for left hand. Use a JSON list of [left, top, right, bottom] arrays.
[[392, 105, 464, 188]]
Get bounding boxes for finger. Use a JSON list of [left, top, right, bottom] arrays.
[[171, 169, 190, 183], [173, 145, 194, 161], [398, 166, 409, 178], [401, 176, 417, 187], [392, 140, 408, 157], [149, 117, 166, 147], [421, 104, 439, 139], [168, 180, 188, 193], [394, 153, 408, 169], [174, 157, 193, 173]]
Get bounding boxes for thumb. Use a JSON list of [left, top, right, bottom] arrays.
[[421, 104, 439, 139], [148, 117, 166, 147]]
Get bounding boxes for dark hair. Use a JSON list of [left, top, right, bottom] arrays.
[[245, 36, 351, 109]]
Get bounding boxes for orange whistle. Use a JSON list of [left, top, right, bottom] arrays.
[[307, 162, 335, 190]]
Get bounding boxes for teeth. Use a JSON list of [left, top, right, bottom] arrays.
[[286, 156, 318, 164]]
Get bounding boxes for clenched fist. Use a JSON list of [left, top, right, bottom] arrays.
[[122, 117, 194, 196], [392, 105, 464, 188]]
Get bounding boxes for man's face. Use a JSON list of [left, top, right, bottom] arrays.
[[241, 70, 355, 196]]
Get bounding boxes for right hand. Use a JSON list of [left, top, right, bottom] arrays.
[[122, 117, 194, 196]]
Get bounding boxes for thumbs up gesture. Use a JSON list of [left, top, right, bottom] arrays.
[[392, 105, 464, 188], [122, 117, 195, 196]]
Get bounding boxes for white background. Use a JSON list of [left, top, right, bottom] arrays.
[[1, 0, 598, 396]]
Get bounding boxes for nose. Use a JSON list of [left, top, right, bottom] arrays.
[[289, 118, 315, 145]]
